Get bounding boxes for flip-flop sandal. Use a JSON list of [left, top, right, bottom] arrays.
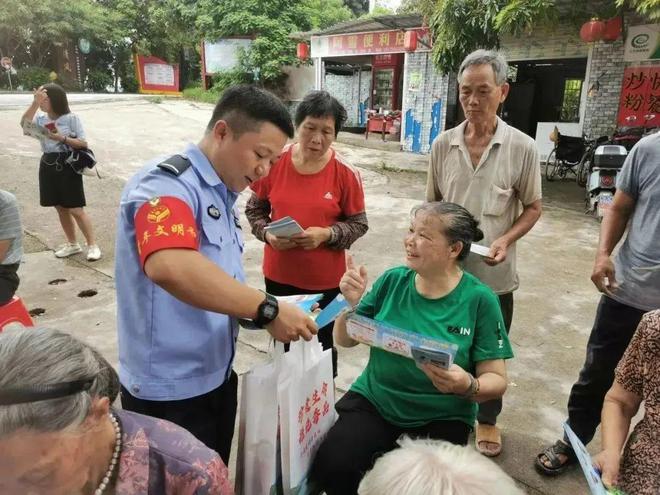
[[475, 423, 502, 457], [535, 440, 577, 476]]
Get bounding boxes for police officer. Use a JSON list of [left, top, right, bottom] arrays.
[[115, 85, 318, 464]]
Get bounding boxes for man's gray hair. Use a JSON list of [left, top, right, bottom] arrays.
[[0, 327, 119, 438], [358, 437, 524, 495], [458, 49, 508, 86]]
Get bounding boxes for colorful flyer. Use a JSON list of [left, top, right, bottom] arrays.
[[563, 423, 625, 495], [314, 294, 351, 329], [346, 314, 458, 364]]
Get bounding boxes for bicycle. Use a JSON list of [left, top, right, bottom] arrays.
[[545, 132, 585, 182], [576, 135, 610, 187]]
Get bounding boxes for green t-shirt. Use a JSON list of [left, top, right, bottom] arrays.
[[350, 266, 514, 428]]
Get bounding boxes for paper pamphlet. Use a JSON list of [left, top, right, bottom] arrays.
[[314, 294, 351, 329], [470, 244, 491, 257], [264, 216, 304, 238], [563, 423, 625, 495], [21, 120, 49, 140], [346, 314, 458, 365]]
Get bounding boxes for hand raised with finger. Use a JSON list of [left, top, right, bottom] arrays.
[[340, 254, 368, 307]]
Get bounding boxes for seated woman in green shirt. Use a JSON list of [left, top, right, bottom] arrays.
[[310, 202, 514, 495]]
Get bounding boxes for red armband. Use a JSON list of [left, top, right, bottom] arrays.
[[134, 196, 199, 268]]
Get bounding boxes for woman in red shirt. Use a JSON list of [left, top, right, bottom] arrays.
[[246, 91, 368, 375]]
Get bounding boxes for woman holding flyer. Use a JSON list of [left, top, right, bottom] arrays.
[[593, 310, 660, 495], [310, 202, 513, 495], [20, 84, 101, 261], [246, 90, 368, 375]]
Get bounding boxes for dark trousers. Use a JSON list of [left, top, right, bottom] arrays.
[[477, 292, 514, 425], [0, 264, 19, 305], [564, 296, 645, 446], [265, 278, 340, 376], [120, 371, 238, 464], [310, 391, 472, 495]]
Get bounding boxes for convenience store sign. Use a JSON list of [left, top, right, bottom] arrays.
[[311, 28, 431, 58]]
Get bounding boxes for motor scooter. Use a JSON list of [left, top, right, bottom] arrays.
[[586, 144, 627, 220]]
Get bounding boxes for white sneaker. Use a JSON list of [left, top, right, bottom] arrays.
[[86, 244, 102, 261], [54, 242, 82, 258]]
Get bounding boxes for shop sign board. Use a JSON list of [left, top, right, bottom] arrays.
[[311, 28, 430, 58], [624, 24, 660, 62], [617, 65, 660, 127]]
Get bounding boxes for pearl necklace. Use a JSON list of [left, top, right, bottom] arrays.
[[94, 412, 122, 495]]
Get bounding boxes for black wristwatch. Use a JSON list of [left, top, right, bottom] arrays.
[[253, 292, 279, 328]]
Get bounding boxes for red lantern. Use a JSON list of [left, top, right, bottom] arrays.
[[580, 18, 606, 43], [602, 16, 622, 42], [296, 42, 309, 60], [404, 31, 417, 52]]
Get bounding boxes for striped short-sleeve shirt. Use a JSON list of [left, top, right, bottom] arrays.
[[0, 190, 22, 265]]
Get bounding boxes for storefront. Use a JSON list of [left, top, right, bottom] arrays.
[[307, 14, 659, 156], [309, 15, 442, 153]]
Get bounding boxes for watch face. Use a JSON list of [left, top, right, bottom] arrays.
[[264, 305, 277, 319]]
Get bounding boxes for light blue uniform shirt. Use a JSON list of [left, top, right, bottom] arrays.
[[34, 113, 85, 153], [115, 143, 245, 401]]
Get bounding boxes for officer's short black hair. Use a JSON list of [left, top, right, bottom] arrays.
[[207, 85, 294, 139], [294, 90, 347, 136]]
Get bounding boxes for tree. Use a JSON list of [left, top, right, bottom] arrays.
[[195, 0, 355, 86], [419, 0, 660, 74], [0, 0, 114, 66], [344, 0, 370, 16]]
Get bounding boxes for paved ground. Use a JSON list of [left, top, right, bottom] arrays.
[[1, 95, 606, 494]]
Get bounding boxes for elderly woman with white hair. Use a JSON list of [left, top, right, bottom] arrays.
[[0, 327, 233, 495], [358, 437, 523, 495]]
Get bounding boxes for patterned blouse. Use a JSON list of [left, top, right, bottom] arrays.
[[114, 409, 234, 494], [614, 310, 660, 495]]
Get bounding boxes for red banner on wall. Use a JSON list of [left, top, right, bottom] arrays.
[[311, 28, 431, 58], [134, 55, 181, 95], [617, 65, 660, 127]]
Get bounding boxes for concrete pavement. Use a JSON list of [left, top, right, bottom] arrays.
[[1, 96, 603, 494]]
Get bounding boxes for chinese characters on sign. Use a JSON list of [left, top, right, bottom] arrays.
[[618, 66, 660, 127], [297, 381, 331, 448], [311, 28, 431, 57], [134, 55, 181, 95]]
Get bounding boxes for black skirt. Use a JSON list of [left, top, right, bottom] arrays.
[[39, 152, 86, 208]]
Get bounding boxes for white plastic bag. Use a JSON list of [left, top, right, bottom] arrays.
[[235, 355, 280, 495], [278, 336, 336, 495]]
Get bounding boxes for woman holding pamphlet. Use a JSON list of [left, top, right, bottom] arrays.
[[593, 310, 660, 495], [246, 90, 368, 376], [20, 84, 101, 261], [310, 202, 514, 495]]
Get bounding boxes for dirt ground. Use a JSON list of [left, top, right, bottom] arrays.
[[1, 95, 608, 494]]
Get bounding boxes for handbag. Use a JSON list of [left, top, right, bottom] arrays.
[[66, 148, 97, 174]]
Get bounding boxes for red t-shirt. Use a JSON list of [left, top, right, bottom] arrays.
[[250, 145, 365, 290]]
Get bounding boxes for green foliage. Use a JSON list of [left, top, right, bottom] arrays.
[[85, 69, 114, 92], [424, 0, 660, 74], [211, 69, 250, 92], [121, 68, 140, 93], [344, 0, 369, 16], [617, 0, 660, 20], [426, 0, 502, 73], [182, 85, 222, 104], [16, 66, 51, 90], [196, 0, 355, 85], [495, 0, 558, 36], [0, 0, 115, 67]]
